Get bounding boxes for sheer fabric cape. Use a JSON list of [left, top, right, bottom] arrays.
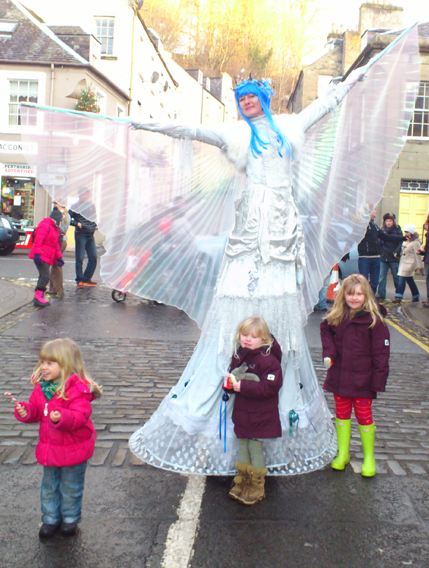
[[21, 25, 419, 326]]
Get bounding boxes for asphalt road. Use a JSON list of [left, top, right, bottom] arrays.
[[1, 250, 429, 568]]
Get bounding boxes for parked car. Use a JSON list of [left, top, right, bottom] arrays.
[[0, 215, 27, 255]]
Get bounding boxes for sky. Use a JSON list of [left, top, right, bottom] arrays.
[[311, 0, 429, 51], [314, 0, 429, 32]]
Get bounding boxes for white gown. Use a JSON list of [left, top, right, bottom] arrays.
[[129, 110, 340, 475]]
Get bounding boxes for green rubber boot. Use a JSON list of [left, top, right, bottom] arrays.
[[359, 423, 376, 477], [331, 418, 351, 470]]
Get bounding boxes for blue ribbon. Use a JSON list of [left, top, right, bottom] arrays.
[[219, 393, 229, 453]]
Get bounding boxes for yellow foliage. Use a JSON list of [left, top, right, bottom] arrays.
[[141, 0, 317, 112]]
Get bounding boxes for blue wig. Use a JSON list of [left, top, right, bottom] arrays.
[[234, 79, 293, 159]]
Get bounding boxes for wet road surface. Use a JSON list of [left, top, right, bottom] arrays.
[[1, 252, 429, 567]]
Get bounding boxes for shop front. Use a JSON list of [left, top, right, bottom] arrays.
[[1, 163, 36, 248]]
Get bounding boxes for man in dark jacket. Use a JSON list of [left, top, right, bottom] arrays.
[[69, 187, 98, 288], [358, 209, 381, 294], [376, 213, 404, 299]]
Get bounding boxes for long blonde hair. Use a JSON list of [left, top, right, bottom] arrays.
[[233, 316, 273, 357], [31, 338, 101, 400], [324, 274, 385, 329]]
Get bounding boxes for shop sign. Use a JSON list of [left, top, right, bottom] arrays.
[[0, 140, 38, 154], [1, 163, 35, 176]]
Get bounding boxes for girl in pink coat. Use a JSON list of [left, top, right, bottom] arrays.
[[29, 216, 64, 307], [14, 338, 101, 539]]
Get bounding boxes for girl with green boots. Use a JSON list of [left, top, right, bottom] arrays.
[[320, 274, 390, 477]]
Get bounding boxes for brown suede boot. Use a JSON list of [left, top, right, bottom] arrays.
[[228, 461, 250, 500], [237, 465, 267, 505]]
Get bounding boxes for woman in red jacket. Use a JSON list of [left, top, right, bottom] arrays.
[[320, 274, 390, 477], [29, 216, 64, 307], [224, 317, 282, 505], [14, 338, 101, 539]]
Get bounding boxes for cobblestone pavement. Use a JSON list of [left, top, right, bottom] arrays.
[[1, 278, 429, 476]]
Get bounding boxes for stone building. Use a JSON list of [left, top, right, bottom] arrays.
[[0, 0, 129, 226], [288, 1, 429, 235]]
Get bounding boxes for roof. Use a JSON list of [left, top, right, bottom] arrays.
[[48, 26, 88, 36], [0, 0, 88, 64]]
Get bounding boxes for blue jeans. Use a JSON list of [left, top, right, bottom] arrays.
[[314, 273, 331, 310], [377, 261, 399, 298], [395, 276, 420, 299], [75, 233, 97, 283], [41, 461, 87, 525], [426, 268, 429, 301], [358, 257, 380, 294]]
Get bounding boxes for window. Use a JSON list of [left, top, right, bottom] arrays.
[[400, 179, 429, 193], [408, 82, 429, 138], [95, 17, 114, 55], [9, 80, 38, 125], [317, 75, 333, 98]]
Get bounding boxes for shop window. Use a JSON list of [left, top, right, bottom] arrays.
[[95, 17, 114, 56], [8, 80, 38, 125], [1, 174, 35, 224], [407, 82, 429, 138]]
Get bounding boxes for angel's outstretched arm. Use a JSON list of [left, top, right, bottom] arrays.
[[298, 67, 367, 133], [129, 121, 227, 149]]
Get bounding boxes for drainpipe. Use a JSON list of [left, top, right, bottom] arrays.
[[129, 8, 136, 116], [50, 63, 55, 107]]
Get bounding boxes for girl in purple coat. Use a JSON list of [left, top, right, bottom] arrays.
[[14, 338, 101, 539], [225, 317, 282, 505], [320, 274, 390, 477]]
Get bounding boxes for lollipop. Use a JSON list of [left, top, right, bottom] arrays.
[[4, 391, 18, 404]]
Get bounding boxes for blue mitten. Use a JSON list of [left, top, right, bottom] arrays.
[[56, 258, 65, 267], [33, 253, 43, 265]]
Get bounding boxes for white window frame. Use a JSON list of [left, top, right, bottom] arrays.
[[116, 104, 125, 118], [0, 70, 46, 133], [8, 79, 38, 126], [95, 87, 106, 116], [407, 81, 429, 139], [95, 16, 115, 56]]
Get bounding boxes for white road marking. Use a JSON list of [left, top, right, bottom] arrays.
[[162, 475, 206, 568]]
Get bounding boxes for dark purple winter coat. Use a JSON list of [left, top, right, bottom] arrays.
[[226, 338, 283, 439], [320, 306, 390, 399]]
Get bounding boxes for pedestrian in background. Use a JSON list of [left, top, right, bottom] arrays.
[[224, 317, 282, 505], [320, 274, 390, 478], [29, 216, 64, 307], [49, 202, 70, 297], [14, 338, 101, 539], [358, 209, 380, 294], [376, 212, 403, 299], [69, 187, 98, 289], [418, 224, 429, 307], [392, 223, 421, 303]]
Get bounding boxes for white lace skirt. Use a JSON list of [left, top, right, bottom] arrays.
[[129, 256, 336, 475]]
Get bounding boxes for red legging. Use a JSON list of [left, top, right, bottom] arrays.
[[334, 394, 373, 425]]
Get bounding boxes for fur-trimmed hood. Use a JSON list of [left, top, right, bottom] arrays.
[[215, 114, 304, 172]]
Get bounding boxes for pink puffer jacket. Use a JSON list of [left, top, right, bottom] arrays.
[[14, 374, 97, 467], [29, 217, 62, 266]]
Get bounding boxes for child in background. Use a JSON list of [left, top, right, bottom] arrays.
[[14, 338, 101, 538], [30, 215, 64, 307], [49, 201, 70, 297], [320, 274, 390, 477], [224, 317, 282, 505]]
